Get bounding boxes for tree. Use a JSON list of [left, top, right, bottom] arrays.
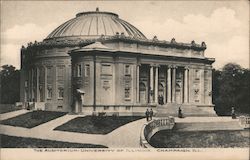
[[213, 63, 250, 115], [0, 65, 20, 104]]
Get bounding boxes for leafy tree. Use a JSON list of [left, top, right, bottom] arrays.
[[213, 63, 250, 115], [0, 65, 20, 104]]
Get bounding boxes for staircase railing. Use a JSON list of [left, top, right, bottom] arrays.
[[140, 117, 175, 148]]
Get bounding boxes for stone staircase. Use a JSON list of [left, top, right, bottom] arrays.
[[156, 103, 217, 117]]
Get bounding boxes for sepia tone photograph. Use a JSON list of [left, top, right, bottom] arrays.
[[0, 0, 249, 160]]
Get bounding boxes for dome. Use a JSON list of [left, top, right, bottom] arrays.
[[45, 8, 147, 41]]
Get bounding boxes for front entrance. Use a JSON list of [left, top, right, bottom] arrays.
[[74, 89, 85, 113], [158, 83, 164, 105], [139, 82, 147, 104], [175, 83, 182, 104]]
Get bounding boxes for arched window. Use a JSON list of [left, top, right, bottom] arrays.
[[139, 83, 146, 91], [159, 83, 164, 91]]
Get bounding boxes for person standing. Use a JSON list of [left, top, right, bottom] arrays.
[[145, 109, 149, 121], [178, 107, 183, 118], [149, 108, 154, 120], [231, 107, 236, 119]]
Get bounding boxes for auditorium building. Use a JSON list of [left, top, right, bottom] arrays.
[[20, 8, 216, 116]]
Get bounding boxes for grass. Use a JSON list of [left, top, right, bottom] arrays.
[[0, 104, 22, 114], [0, 134, 107, 148], [149, 129, 250, 148], [0, 110, 67, 128], [54, 116, 144, 135]]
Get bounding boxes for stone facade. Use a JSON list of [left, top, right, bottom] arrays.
[[20, 9, 215, 116]]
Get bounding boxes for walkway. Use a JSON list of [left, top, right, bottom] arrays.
[[0, 112, 243, 148], [0, 109, 30, 121]]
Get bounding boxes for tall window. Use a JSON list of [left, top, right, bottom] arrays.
[[77, 64, 82, 77], [58, 87, 64, 98], [39, 67, 45, 102], [46, 67, 53, 99], [47, 67, 53, 84], [57, 66, 64, 99], [47, 87, 52, 99], [124, 79, 131, 100], [85, 64, 90, 77]]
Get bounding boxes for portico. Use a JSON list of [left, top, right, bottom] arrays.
[[137, 64, 191, 105]]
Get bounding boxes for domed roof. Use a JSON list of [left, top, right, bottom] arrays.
[[45, 8, 147, 41]]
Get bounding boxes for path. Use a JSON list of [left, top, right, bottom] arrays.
[[0, 113, 244, 148], [106, 118, 146, 148], [0, 109, 30, 121]]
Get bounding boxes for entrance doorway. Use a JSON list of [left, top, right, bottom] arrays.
[[139, 82, 147, 104]]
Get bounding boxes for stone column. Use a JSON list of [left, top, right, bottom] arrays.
[[136, 64, 140, 103], [150, 65, 154, 103], [184, 67, 189, 103], [167, 66, 171, 103], [36, 67, 40, 102], [154, 66, 159, 104], [172, 66, 176, 103], [208, 69, 212, 105]]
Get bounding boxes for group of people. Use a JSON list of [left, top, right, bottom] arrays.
[[145, 108, 154, 121]]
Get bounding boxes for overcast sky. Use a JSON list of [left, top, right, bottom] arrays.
[[1, 1, 249, 69]]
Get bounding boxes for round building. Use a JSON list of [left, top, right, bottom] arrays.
[[20, 8, 215, 116]]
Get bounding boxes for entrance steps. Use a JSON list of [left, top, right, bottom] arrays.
[[156, 103, 217, 117]]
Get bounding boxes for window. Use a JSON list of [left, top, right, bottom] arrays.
[[85, 64, 90, 77], [125, 65, 131, 75], [47, 67, 53, 84], [124, 79, 131, 99], [104, 106, 109, 110], [195, 70, 200, 80], [101, 64, 112, 75], [47, 86, 52, 99], [39, 86, 44, 102], [58, 87, 64, 99], [125, 106, 131, 110], [77, 64, 82, 77]]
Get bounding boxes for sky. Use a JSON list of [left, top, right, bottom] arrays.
[[1, 0, 249, 69]]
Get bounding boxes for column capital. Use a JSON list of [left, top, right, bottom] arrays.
[[150, 64, 160, 68], [171, 65, 177, 69], [184, 66, 190, 70]]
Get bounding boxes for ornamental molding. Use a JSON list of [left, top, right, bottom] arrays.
[[22, 35, 206, 52]]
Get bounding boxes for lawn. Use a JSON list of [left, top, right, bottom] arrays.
[[0, 104, 22, 114], [0, 134, 107, 148], [149, 129, 250, 148], [0, 110, 67, 128], [54, 116, 144, 134]]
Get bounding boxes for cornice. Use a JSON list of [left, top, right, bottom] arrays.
[[22, 35, 207, 52]]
